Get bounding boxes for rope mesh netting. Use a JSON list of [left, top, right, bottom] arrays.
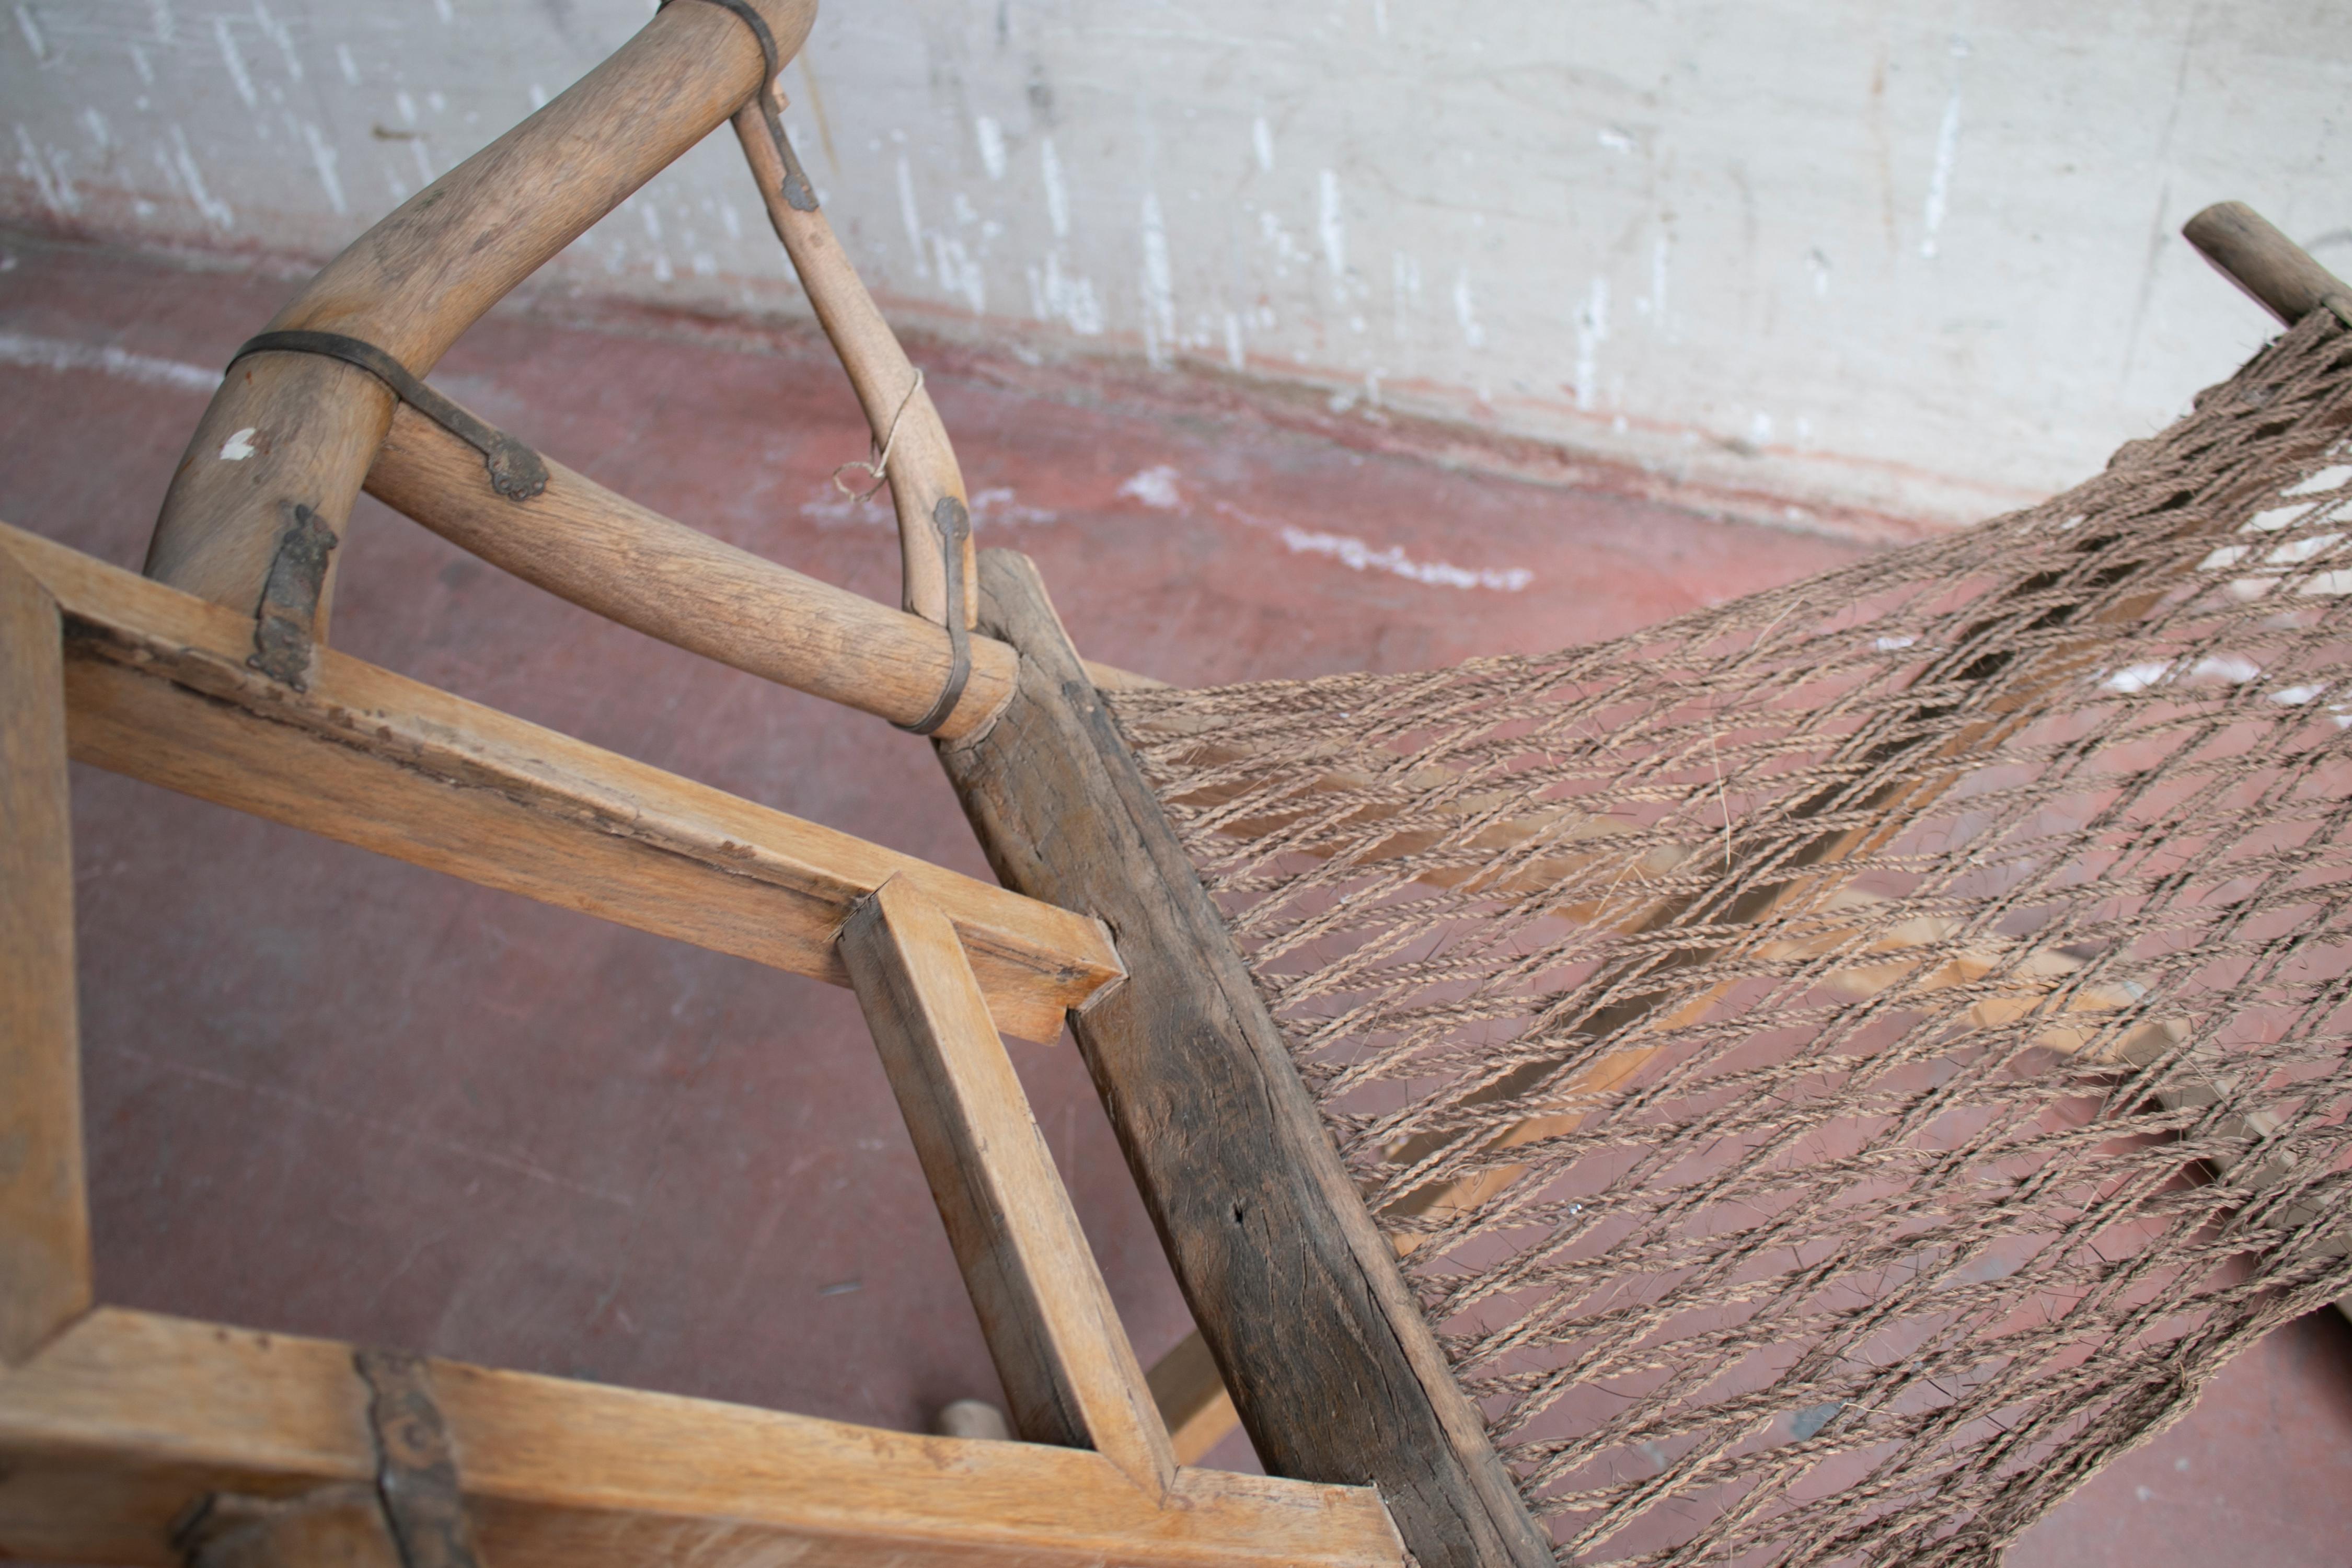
[[1110, 310, 2352, 1565]]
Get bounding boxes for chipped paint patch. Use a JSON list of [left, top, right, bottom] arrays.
[[1280, 525, 1532, 591], [220, 425, 259, 459], [1119, 465, 1183, 510], [0, 330, 221, 391]]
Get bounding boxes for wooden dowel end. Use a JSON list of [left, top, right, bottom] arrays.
[[2183, 202, 2352, 330]]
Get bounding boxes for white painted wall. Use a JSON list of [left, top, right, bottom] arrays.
[[6, 1, 2348, 529]]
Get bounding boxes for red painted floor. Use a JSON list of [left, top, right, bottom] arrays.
[[3, 230, 2349, 1561]]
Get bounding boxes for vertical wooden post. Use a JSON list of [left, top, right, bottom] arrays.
[[934, 550, 1553, 1568], [839, 877, 1175, 1491], [0, 545, 89, 1365]]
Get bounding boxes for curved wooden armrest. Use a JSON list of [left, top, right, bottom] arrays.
[[142, 0, 817, 639]]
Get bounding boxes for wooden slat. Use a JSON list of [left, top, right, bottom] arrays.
[[0, 1308, 1406, 1568], [933, 549, 1554, 1568], [364, 402, 1018, 741], [0, 546, 88, 1366], [840, 878, 1175, 1489], [145, 0, 816, 630], [1, 523, 1118, 1045]]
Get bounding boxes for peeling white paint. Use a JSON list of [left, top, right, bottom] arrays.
[[1316, 168, 1344, 280], [975, 114, 1006, 180], [1040, 135, 1068, 239], [0, 330, 220, 391], [895, 152, 926, 276], [166, 125, 233, 227], [219, 425, 258, 459], [14, 4, 48, 64], [1453, 268, 1484, 350], [1280, 525, 1534, 591], [1574, 276, 1609, 410], [251, 2, 300, 81], [1140, 190, 1174, 367], [933, 233, 984, 312], [213, 18, 258, 109], [1921, 60, 1965, 259], [1119, 465, 1183, 509], [301, 121, 344, 212]]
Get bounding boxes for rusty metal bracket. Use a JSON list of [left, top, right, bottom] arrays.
[[355, 1348, 483, 1568], [894, 494, 972, 735], [228, 330, 549, 502], [665, 0, 818, 211], [248, 502, 337, 689]]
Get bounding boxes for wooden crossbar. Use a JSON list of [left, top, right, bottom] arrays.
[[0, 1308, 1404, 1567], [3, 523, 1119, 1044]]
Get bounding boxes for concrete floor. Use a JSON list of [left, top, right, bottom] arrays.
[[4, 231, 2349, 1562]]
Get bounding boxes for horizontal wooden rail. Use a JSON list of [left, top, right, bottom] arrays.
[[144, 0, 816, 638], [0, 1308, 1406, 1568], [366, 402, 1018, 739], [2184, 202, 2352, 330], [2, 523, 1117, 1044]]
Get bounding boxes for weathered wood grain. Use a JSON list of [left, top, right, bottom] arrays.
[[0, 546, 88, 1367], [2184, 202, 2352, 329], [732, 105, 973, 635], [0, 1308, 1406, 1568], [841, 878, 1174, 1489], [364, 401, 1017, 740], [3, 523, 1117, 1045], [145, 0, 816, 633], [933, 549, 1553, 1568]]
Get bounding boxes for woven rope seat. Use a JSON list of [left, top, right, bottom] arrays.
[[1105, 307, 2352, 1563]]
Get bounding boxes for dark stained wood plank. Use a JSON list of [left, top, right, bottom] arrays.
[[932, 549, 1554, 1568]]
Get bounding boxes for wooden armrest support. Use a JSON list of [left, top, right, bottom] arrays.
[[365, 401, 1018, 741], [143, 0, 817, 637]]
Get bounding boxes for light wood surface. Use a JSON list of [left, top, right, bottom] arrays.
[[936, 549, 1554, 1568], [365, 401, 1016, 740], [144, 0, 816, 635], [841, 878, 1175, 1490], [0, 1307, 1408, 1568], [3, 523, 1117, 1045], [0, 547, 87, 1368], [2184, 202, 2352, 330], [732, 106, 974, 633], [180, 1488, 405, 1568], [1144, 1331, 1238, 1468]]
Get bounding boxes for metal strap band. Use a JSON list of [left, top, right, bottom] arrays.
[[665, 0, 818, 211], [228, 329, 549, 502], [895, 494, 973, 735], [355, 1349, 483, 1568]]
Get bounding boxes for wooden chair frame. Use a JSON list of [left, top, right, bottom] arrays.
[[0, 523, 1406, 1566], [3, 0, 2344, 1552]]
